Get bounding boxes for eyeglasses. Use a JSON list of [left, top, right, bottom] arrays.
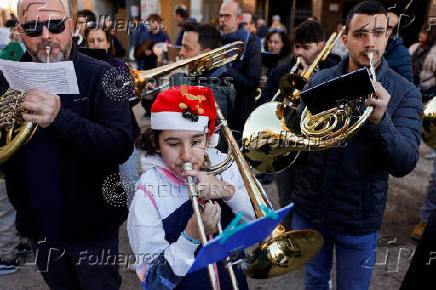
[[20, 19, 66, 37], [219, 14, 232, 20]]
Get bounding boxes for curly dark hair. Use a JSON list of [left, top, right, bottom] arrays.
[[264, 30, 291, 59], [136, 128, 162, 155]]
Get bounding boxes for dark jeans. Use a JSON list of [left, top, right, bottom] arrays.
[[276, 166, 297, 229], [32, 231, 121, 290], [293, 213, 378, 290], [401, 210, 436, 290]]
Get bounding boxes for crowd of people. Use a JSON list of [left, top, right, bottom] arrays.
[[0, 0, 435, 289]]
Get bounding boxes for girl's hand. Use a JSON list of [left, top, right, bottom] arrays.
[[182, 169, 235, 201], [185, 202, 221, 240]]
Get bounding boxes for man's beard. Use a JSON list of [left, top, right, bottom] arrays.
[[28, 39, 71, 63]]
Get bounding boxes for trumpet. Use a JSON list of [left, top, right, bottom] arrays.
[[183, 162, 239, 290]]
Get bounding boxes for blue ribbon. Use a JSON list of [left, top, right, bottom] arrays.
[[217, 213, 248, 244], [259, 204, 278, 220]]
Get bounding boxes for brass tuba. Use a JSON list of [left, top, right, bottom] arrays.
[[0, 89, 37, 163]]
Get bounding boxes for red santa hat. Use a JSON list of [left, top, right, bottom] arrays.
[[151, 85, 217, 136]]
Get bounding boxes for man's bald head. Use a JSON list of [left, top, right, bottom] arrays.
[[17, 0, 68, 22], [16, 0, 73, 63]]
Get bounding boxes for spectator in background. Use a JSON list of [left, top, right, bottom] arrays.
[[260, 30, 291, 88], [134, 13, 170, 70], [331, 19, 348, 58], [174, 5, 196, 47], [0, 19, 26, 61], [73, 9, 96, 47], [383, 10, 414, 82], [271, 15, 286, 32], [409, 24, 436, 99], [264, 30, 291, 64]]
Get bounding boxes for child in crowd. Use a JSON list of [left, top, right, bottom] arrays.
[[127, 85, 259, 289]]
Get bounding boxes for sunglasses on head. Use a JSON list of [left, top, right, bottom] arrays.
[[20, 19, 66, 37]]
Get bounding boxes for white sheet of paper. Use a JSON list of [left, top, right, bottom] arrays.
[[0, 59, 79, 95]]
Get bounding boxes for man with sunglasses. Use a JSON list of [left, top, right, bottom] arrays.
[[0, 0, 134, 289]]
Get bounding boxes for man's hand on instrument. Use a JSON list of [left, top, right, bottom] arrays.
[[365, 82, 391, 125], [21, 88, 61, 128], [186, 202, 221, 239], [183, 169, 235, 201]]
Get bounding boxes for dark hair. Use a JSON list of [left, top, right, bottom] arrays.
[[183, 22, 221, 50], [147, 13, 163, 22], [294, 20, 325, 44], [345, 1, 387, 33], [77, 9, 96, 23], [175, 7, 189, 19], [264, 30, 291, 58], [84, 26, 112, 52], [136, 128, 162, 155]]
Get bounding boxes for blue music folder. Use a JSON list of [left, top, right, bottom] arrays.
[[188, 203, 293, 273]]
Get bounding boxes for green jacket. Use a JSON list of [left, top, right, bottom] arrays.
[[0, 42, 25, 61]]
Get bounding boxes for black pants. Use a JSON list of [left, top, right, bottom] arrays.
[[401, 210, 436, 290], [276, 166, 297, 230], [32, 231, 121, 290]]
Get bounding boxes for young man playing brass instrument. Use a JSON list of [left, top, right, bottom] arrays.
[[290, 1, 422, 289]]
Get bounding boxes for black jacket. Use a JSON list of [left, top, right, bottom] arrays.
[[0, 45, 134, 243], [258, 54, 341, 106], [222, 29, 261, 131], [292, 58, 422, 235]]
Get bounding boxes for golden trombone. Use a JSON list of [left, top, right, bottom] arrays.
[[214, 103, 323, 279], [129, 41, 244, 100]]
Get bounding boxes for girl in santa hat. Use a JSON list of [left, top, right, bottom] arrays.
[[127, 85, 259, 290]]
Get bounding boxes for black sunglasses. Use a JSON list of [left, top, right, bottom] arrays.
[[20, 19, 66, 37]]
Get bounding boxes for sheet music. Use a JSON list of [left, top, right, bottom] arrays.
[[0, 59, 79, 95]]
